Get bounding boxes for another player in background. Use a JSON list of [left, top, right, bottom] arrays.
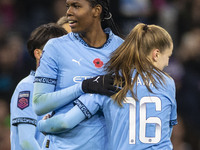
[[57, 16, 71, 33], [10, 23, 67, 150], [33, 0, 123, 149], [38, 23, 177, 150]]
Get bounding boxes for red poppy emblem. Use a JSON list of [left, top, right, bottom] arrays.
[[93, 58, 104, 68]]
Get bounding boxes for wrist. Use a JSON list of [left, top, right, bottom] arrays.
[[37, 120, 43, 132], [80, 82, 85, 94]]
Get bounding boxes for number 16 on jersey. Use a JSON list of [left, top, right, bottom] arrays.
[[124, 97, 162, 144]]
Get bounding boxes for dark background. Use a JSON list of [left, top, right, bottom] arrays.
[[0, 0, 200, 149]]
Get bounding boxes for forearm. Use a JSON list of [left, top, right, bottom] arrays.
[[38, 105, 86, 134], [18, 124, 41, 150], [33, 83, 84, 115]]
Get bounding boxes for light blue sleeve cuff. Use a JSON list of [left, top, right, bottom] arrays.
[[38, 105, 86, 134]]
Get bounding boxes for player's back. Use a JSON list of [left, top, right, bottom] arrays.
[[101, 73, 177, 150]]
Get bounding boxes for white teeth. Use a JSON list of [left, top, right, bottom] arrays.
[[68, 21, 74, 24]]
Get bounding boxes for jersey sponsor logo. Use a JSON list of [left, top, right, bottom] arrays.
[[34, 77, 57, 85], [17, 91, 30, 110], [74, 100, 92, 118], [12, 117, 37, 126], [93, 58, 103, 68], [72, 58, 82, 65], [73, 76, 93, 83]]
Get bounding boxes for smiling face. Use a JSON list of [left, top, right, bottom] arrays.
[[66, 0, 98, 33]]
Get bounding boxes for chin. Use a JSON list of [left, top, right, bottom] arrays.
[[70, 27, 77, 32]]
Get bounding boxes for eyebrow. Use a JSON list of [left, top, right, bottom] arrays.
[[66, 0, 81, 4]]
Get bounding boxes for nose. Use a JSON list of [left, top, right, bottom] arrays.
[[66, 6, 73, 17]]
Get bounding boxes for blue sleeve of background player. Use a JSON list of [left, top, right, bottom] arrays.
[[33, 40, 84, 116], [38, 105, 86, 134], [18, 124, 41, 150], [168, 78, 178, 127]]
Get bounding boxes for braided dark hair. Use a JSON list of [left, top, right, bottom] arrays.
[[87, 0, 121, 36]]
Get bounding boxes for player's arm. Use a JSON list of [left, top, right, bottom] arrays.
[[38, 94, 102, 134], [33, 82, 84, 116], [18, 124, 41, 150], [11, 81, 41, 150], [32, 40, 85, 116], [33, 40, 117, 116], [37, 105, 86, 134], [33, 74, 116, 116], [168, 77, 178, 128]]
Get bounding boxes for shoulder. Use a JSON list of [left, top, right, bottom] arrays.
[[46, 34, 71, 45], [106, 28, 124, 43], [112, 32, 124, 42], [43, 33, 79, 53], [11, 77, 33, 110], [155, 73, 176, 101], [113, 35, 124, 44], [41, 34, 74, 57], [162, 74, 175, 90], [14, 75, 33, 92], [17, 75, 33, 87]]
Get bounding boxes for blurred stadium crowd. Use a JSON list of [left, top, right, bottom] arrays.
[[0, 0, 200, 150]]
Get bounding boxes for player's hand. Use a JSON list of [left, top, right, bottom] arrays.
[[82, 74, 121, 97], [42, 114, 51, 120]]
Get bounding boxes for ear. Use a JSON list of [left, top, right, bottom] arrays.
[[93, 4, 102, 18], [152, 49, 160, 62], [34, 49, 42, 61]]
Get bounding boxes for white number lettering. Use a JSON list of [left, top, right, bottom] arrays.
[[124, 97, 162, 144], [124, 97, 136, 144]]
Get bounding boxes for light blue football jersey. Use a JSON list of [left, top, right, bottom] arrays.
[[34, 28, 124, 150], [76, 71, 178, 150], [10, 71, 45, 150]]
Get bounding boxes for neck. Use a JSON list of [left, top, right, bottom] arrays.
[[36, 59, 40, 69], [79, 27, 107, 48]]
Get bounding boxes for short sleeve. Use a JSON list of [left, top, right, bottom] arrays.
[[169, 79, 178, 126], [35, 39, 58, 81], [11, 83, 37, 126], [165, 77, 178, 127]]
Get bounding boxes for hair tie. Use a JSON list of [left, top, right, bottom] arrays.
[[143, 24, 148, 32], [104, 12, 112, 20]]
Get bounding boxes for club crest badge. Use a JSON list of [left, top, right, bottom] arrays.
[[17, 91, 30, 110]]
